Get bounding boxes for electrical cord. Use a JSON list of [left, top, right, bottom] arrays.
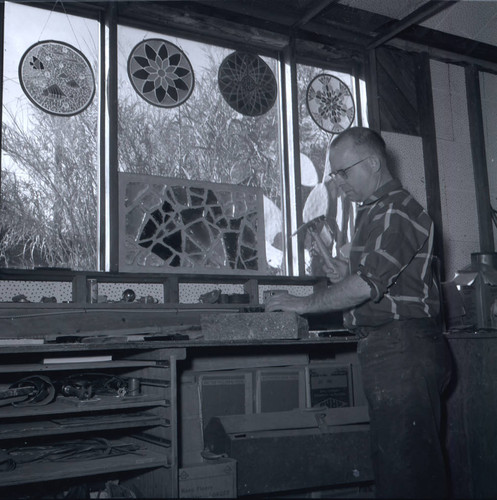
[[486, 207, 497, 270], [490, 203, 497, 228], [6, 438, 143, 464], [0, 449, 15, 471], [0, 307, 233, 320], [8, 375, 56, 407]]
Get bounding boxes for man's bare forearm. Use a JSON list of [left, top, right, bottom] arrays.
[[302, 273, 372, 314]]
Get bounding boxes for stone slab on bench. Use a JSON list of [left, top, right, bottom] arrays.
[[200, 312, 309, 340]]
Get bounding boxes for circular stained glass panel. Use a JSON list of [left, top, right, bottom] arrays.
[[218, 51, 277, 117], [128, 39, 194, 108], [19, 40, 95, 116], [306, 74, 355, 134]]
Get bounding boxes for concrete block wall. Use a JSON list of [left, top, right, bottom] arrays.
[[479, 71, 497, 252], [382, 131, 426, 210], [431, 60, 480, 280]]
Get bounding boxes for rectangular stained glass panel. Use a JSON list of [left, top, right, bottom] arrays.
[[119, 173, 266, 274]]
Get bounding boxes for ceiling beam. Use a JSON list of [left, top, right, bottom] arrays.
[[118, 1, 291, 52], [292, 0, 340, 29], [393, 26, 497, 71], [367, 0, 458, 50]]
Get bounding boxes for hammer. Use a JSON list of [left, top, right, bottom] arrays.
[[292, 215, 337, 273]]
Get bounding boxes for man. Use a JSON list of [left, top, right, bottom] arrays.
[[266, 127, 452, 499]]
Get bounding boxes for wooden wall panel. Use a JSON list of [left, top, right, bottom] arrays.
[[414, 52, 445, 278], [465, 65, 494, 253], [376, 46, 420, 136]]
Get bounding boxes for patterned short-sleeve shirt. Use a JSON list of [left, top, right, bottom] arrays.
[[344, 179, 440, 329]]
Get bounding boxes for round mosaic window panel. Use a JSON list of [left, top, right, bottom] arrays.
[[218, 51, 277, 117], [306, 74, 355, 134], [19, 40, 95, 116], [128, 39, 194, 108]]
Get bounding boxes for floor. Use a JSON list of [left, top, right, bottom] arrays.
[[248, 482, 376, 499]]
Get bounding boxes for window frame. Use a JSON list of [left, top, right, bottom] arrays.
[[0, 1, 366, 277]]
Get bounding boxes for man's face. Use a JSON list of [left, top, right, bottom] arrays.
[[328, 138, 376, 203]]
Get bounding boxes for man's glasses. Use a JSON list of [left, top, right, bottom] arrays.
[[329, 156, 371, 181]]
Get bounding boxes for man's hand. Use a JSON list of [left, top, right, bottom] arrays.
[[324, 257, 349, 283], [265, 292, 308, 314]]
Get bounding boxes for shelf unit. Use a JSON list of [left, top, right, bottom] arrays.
[[0, 270, 329, 338], [0, 269, 326, 306], [0, 342, 185, 499]]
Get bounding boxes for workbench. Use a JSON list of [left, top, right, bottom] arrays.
[[0, 328, 373, 499], [173, 333, 373, 497]]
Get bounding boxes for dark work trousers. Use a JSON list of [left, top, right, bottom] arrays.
[[356, 318, 452, 499]]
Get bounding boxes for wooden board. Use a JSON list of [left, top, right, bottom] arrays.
[[376, 46, 420, 136]]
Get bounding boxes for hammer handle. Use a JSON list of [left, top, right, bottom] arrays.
[[307, 226, 335, 270]]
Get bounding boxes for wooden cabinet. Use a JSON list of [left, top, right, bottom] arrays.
[[0, 342, 185, 499], [446, 333, 497, 499]]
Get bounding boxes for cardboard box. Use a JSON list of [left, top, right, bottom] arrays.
[[307, 363, 353, 409], [179, 458, 237, 498], [256, 367, 306, 413]]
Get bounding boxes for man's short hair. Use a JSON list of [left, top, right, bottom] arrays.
[[329, 127, 386, 158]]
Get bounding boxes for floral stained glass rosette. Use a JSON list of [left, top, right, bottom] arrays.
[[128, 38, 194, 108], [306, 73, 355, 134], [19, 40, 95, 116]]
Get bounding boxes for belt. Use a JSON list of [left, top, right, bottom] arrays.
[[353, 317, 440, 338]]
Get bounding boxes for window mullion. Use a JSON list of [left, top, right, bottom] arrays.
[[97, 9, 106, 271], [282, 42, 305, 276], [0, 1, 5, 204], [103, 3, 119, 273], [354, 63, 363, 128]]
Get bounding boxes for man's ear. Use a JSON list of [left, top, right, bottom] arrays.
[[369, 155, 381, 173]]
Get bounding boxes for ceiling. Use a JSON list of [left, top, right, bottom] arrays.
[[342, 0, 497, 46], [149, 0, 497, 63], [40, 0, 496, 67]]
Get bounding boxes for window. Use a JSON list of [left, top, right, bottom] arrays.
[[118, 27, 284, 274], [1, 2, 99, 270], [0, 2, 367, 277], [297, 63, 367, 275]]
